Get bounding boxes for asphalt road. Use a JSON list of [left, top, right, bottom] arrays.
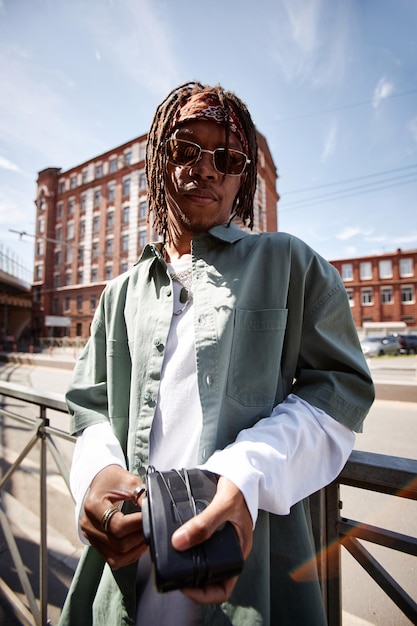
[[0, 358, 416, 625]]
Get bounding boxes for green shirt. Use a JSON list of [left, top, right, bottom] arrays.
[[60, 224, 374, 625]]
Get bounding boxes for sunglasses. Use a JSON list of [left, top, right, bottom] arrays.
[[165, 138, 250, 176]]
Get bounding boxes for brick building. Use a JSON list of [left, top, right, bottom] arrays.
[[330, 248, 417, 331], [32, 130, 279, 341]]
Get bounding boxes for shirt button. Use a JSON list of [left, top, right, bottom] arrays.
[[205, 373, 213, 387], [154, 339, 164, 353], [197, 315, 206, 326]]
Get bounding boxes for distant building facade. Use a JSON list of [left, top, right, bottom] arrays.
[[330, 248, 417, 331], [33, 131, 279, 340]]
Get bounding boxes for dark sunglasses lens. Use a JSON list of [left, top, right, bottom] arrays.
[[214, 149, 246, 175], [167, 140, 200, 166]]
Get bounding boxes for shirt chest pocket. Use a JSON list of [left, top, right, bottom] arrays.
[[227, 308, 288, 407]]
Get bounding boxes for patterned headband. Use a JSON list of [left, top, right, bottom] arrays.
[[171, 92, 248, 154]]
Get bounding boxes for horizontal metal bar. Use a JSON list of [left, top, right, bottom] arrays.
[[343, 536, 417, 624], [0, 380, 67, 413], [339, 450, 417, 499], [339, 518, 417, 556]]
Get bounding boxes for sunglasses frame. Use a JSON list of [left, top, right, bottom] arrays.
[[165, 138, 250, 176]]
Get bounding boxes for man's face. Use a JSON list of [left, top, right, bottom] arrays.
[[164, 120, 243, 237]]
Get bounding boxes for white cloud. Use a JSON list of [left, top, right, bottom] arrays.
[[320, 122, 338, 162], [408, 117, 417, 143], [269, 0, 353, 86], [336, 226, 374, 241], [87, 0, 181, 97], [336, 227, 361, 240], [372, 77, 394, 109], [0, 155, 20, 172]]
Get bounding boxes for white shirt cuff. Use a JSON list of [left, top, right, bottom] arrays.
[[200, 394, 355, 527], [70, 422, 126, 543]]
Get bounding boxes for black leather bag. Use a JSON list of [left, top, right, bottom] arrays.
[[142, 467, 244, 592]]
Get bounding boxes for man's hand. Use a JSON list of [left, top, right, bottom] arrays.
[[171, 475, 253, 604], [81, 464, 147, 569]]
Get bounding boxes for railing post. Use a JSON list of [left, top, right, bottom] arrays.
[[311, 484, 342, 626], [325, 481, 342, 626], [39, 405, 48, 626]]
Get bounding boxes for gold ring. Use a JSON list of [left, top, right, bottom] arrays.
[[100, 506, 119, 532]]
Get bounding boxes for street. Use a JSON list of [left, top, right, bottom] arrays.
[[0, 357, 416, 625]]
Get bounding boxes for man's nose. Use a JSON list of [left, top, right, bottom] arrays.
[[188, 150, 218, 178]]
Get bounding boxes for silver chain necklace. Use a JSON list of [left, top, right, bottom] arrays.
[[169, 266, 193, 315]]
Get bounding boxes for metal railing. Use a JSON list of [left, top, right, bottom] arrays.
[[0, 381, 74, 626], [0, 380, 416, 625]]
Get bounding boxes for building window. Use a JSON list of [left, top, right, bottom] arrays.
[[139, 142, 146, 161], [68, 198, 75, 215], [139, 172, 146, 189], [138, 229, 147, 248], [107, 211, 114, 228], [77, 295, 83, 312], [81, 193, 87, 211], [361, 288, 373, 305], [76, 323, 82, 337], [109, 158, 117, 174], [92, 241, 99, 257], [54, 250, 62, 265], [124, 151, 132, 166], [54, 274, 60, 288], [341, 263, 353, 281], [95, 164, 103, 179], [345, 288, 354, 306], [66, 246, 73, 263], [360, 262, 372, 280], [70, 175, 77, 189], [56, 226, 62, 241], [91, 267, 98, 282], [379, 260, 392, 279], [35, 264, 42, 281], [106, 265, 113, 280], [57, 202, 63, 218], [381, 287, 393, 304], [122, 234, 129, 251], [106, 238, 114, 255], [401, 286, 415, 303], [121, 261, 129, 273], [94, 189, 101, 207], [52, 298, 59, 315], [38, 217, 45, 233], [400, 258, 413, 277], [66, 273, 72, 286], [123, 178, 131, 196], [36, 240, 44, 256], [64, 296, 70, 311], [67, 223, 74, 240], [58, 181, 65, 194], [77, 270, 83, 284], [123, 206, 130, 224], [108, 183, 116, 202], [90, 295, 97, 311], [93, 215, 100, 233], [139, 200, 147, 218], [79, 221, 86, 239], [82, 169, 89, 184]]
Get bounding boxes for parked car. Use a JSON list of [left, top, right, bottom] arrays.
[[360, 335, 401, 357], [397, 334, 417, 354]]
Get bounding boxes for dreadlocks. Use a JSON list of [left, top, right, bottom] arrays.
[[146, 81, 258, 242]]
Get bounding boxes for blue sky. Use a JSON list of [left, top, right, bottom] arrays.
[[1, 0, 416, 277]]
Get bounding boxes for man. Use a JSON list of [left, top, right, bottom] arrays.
[[59, 82, 374, 625]]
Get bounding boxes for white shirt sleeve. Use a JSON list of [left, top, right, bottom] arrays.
[[70, 422, 127, 543], [200, 393, 355, 527]]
